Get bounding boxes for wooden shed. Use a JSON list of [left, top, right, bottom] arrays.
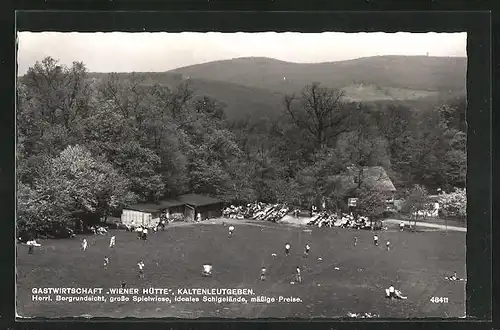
[[121, 194, 222, 225], [121, 204, 162, 228], [121, 199, 185, 227], [176, 194, 223, 222]]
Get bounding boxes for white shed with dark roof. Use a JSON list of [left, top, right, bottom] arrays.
[[121, 193, 222, 225]]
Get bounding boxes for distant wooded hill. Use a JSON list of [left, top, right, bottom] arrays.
[[87, 55, 467, 120], [169, 56, 467, 93]]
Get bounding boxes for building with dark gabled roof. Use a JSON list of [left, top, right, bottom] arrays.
[[176, 194, 223, 222], [121, 193, 223, 226]]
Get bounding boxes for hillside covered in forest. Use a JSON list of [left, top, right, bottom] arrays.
[[17, 56, 466, 228], [83, 56, 466, 120]]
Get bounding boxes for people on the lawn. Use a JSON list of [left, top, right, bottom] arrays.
[[386, 240, 391, 251], [228, 225, 235, 237], [202, 264, 212, 277], [304, 244, 310, 257], [400, 222, 405, 231], [373, 235, 379, 246], [82, 238, 88, 251], [285, 243, 291, 256], [109, 236, 116, 248], [445, 271, 464, 281], [103, 256, 109, 269], [260, 267, 267, 281], [138, 261, 145, 278], [353, 236, 358, 247], [387, 285, 396, 298], [26, 239, 40, 254], [385, 284, 407, 299], [295, 266, 302, 283]]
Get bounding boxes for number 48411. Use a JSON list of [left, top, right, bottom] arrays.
[[430, 297, 449, 303]]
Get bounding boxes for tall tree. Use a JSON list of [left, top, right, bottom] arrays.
[[401, 184, 430, 229], [283, 83, 350, 148], [356, 186, 388, 226], [18, 57, 93, 157], [34, 145, 137, 225]]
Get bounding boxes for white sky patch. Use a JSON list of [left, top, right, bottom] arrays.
[[17, 32, 466, 74]]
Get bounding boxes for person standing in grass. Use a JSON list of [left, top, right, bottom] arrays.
[[295, 266, 302, 283], [373, 235, 379, 246], [303, 244, 310, 257], [109, 235, 116, 248], [260, 267, 267, 281], [142, 227, 148, 240], [400, 222, 404, 231], [386, 240, 391, 251], [285, 243, 291, 256], [138, 261, 145, 278], [103, 256, 109, 270], [81, 238, 88, 251], [353, 236, 358, 247], [228, 225, 235, 237], [26, 239, 35, 254]]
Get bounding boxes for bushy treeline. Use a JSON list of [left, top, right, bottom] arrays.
[[17, 57, 466, 229]]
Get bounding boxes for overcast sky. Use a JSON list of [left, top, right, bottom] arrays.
[[17, 32, 467, 75]]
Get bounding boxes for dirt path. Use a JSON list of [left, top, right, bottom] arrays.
[[167, 217, 283, 229], [384, 219, 466, 232], [166, 216, 466, 232]]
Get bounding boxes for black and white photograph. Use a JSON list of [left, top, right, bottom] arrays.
[[16, 30, 467, 319]]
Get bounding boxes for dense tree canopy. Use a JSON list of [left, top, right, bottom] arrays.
[[17, 57, 466, 230]]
